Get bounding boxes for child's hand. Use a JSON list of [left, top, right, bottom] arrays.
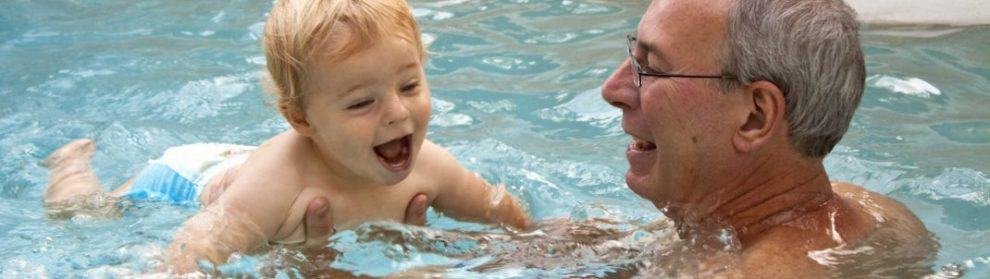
[[491, 184, 529, 230], [165, 234, 229, 275]]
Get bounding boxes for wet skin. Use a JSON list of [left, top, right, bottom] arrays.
[[601, 0, 935, 276]]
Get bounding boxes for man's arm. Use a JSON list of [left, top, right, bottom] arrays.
[[422, 140, 529, 230]]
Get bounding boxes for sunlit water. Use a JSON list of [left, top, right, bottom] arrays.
[[1, 0, 989, 277]]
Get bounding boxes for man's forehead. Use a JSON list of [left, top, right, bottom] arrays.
[[638, 0, 729, 48], [644, 0, 729, 27]]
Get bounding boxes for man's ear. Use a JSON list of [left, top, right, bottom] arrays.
[[733, 81, 785, 153], [282, 102, 315, 136]]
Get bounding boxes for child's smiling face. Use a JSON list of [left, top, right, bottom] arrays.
[[295, 34, 431, 186]]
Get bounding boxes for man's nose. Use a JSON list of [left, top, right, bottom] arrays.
[[601, 58, 639, 111], [382, 95, 411, 126]]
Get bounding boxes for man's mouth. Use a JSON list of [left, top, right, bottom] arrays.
[[625, 135, 658, 179], [374, 134, 413, 172], [624, 136, 658, 198], [629, 137, 657, 152]]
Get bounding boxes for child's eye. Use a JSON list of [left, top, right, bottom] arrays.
[[347, 99, 374, 110], [400, 82, 420, 94]]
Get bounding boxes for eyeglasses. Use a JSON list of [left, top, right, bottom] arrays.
[[626, 34, 736, 88]]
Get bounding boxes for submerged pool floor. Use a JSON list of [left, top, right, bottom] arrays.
[[1, 0, 989, 277]]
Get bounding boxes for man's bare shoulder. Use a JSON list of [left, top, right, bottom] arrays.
[[734, 223, 831, 277], [830, 182, 928, 235], [732, 182, 931, 277]]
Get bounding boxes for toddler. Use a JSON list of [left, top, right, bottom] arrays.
[[43, 0, 529, 273]]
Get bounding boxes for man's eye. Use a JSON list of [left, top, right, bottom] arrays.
[[347, 99, 374, 110], [642, 62, 666, 74]]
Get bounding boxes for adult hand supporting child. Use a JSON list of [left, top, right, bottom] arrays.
[[302, 193, 430, 246]]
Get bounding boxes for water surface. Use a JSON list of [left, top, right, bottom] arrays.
[[1, 0, 989, 277]]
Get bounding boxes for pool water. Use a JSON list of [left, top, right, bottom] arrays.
[[2, 0, 989, 277]]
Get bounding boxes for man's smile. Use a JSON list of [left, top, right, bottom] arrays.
[[624, 135, 658, 200], [630, 136, 657, 152]]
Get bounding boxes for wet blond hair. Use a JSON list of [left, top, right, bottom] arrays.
[[263, 0, 426, 114]]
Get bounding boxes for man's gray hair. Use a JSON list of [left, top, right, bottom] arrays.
[[722, 0, 865, 158]]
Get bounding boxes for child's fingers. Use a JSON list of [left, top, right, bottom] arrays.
[[500, 195, 529, 230], [403, 193, 429, 226], [303, 196, 334, 246]]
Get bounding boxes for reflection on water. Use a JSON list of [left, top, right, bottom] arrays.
[[250, 208, 938, 278], [265, 219, 705, 278], [1, 0, 990, 277]]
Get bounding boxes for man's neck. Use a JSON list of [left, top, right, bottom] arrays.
[[672, 152, 835, 246]]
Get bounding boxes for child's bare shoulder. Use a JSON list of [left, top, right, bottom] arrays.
[[229, 133, 306, 190], [409, 139, 476, 194], [209, 132, 315, 241], [413, 139, 463, 177]]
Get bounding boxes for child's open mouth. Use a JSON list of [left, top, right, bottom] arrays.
[[373, 134, 412, 172]]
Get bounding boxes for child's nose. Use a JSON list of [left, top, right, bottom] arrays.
[[601, 58, 640, 111], [382, 95, 411, 126]]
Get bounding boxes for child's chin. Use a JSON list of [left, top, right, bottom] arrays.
[[377, 169, 412, 186]]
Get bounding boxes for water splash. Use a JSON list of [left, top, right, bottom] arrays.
[[869, 75, 942, 98]]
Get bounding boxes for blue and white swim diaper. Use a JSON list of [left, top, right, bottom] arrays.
[[120, 143, 255, 206]]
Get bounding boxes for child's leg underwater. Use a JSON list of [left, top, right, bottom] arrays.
[[44, 139, 129, 218]]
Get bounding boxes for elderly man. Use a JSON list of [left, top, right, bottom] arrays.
[[601, 0, 935, 276]]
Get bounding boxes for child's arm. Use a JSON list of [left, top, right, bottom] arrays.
[[422, 140, 529, 229], [165, 178, 298, 273]]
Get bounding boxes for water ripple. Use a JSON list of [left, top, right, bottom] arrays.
[[1, 0, 989, 277], [931, 121, 990, 144]]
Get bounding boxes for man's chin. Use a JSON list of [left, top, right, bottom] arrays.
[[625, 169, 653, 199]]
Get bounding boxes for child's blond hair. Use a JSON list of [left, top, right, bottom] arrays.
[[263, 0, 426, 114]]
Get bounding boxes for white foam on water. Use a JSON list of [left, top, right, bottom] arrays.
[[869, 75, 942, 98]]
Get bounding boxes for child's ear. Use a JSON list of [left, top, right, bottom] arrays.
[[282, 103, 315, 136]]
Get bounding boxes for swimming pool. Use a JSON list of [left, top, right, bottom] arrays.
[[2, 0, 988, 277]]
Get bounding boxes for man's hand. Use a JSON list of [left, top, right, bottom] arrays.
[[403, 194, 430, 226], [302, 193, 430, 246]]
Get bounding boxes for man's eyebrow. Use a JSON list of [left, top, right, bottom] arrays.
[[638, 36, 668, 67]]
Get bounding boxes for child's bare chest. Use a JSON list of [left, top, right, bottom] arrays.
[[313, 173, 439, 231]]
